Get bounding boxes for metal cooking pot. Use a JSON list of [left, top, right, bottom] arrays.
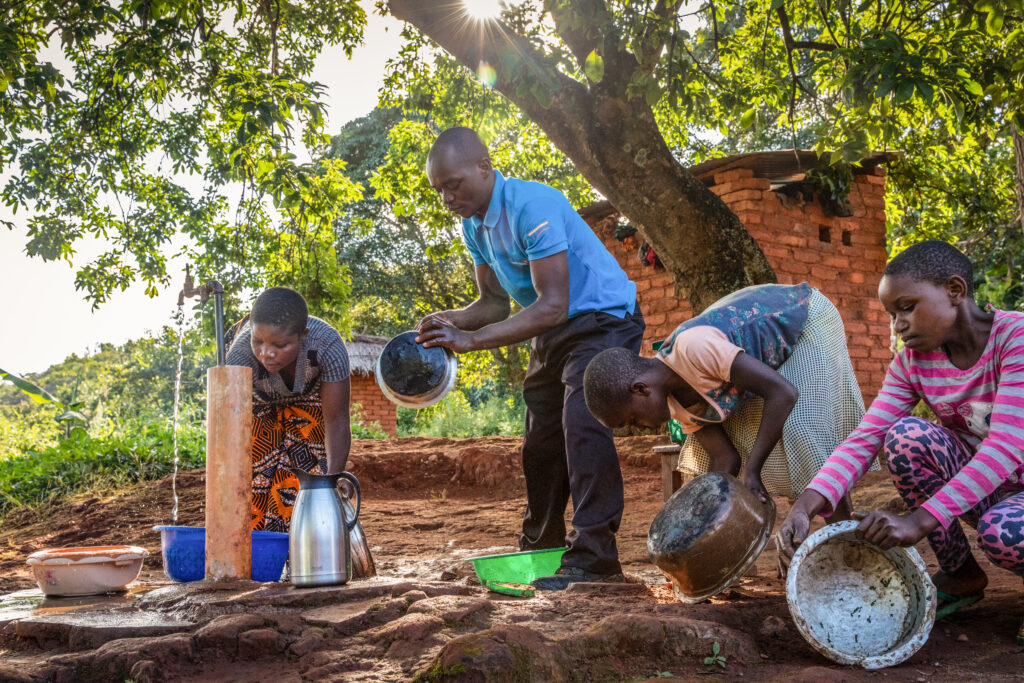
[[375, 330, 457, 409], [647, 471, 775, 603]]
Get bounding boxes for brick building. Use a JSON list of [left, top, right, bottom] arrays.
[[346, 334, 397, 436], [583, 150, 896, 406]]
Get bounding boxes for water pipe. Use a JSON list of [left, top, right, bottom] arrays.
[[177, 265, 227, 366], [178, 267, 252, 581]]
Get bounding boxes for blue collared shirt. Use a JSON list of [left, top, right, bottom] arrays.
[[462, 171, 637, 319]]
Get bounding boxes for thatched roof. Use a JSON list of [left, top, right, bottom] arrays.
[[347, 333, 388, 376]]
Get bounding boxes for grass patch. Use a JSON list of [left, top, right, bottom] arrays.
[[0, 419, 205, 521]]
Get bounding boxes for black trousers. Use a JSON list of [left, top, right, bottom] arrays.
[[518, 304, 645, 575]]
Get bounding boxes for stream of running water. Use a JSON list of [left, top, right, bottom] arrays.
[[171, 302, 185, 523]]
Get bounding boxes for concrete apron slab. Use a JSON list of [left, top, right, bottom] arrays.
[[14, 610, 195, 650], [0, 585, 193, 651], [0, 584, 168, 629], [133, 575, 473, 621], [3, 576, 475, 654]]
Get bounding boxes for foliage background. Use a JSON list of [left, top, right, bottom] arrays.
[[3, 0, 1024, 517]]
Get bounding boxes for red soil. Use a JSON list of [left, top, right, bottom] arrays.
[[1, 436, 1021, 681]]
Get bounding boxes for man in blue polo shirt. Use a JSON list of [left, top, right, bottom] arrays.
[[415, 127, 645, 590]]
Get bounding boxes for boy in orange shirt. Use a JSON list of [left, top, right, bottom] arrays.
[[584, 282, 868, 515]]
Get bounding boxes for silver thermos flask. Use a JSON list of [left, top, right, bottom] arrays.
[[287, 467, 362, 587]]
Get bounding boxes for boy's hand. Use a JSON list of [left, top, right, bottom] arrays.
[[738, 465, 770, 504], [775, 490, 828, 569]]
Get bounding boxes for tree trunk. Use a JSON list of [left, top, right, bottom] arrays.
[[1014, 129, 1024, 235], [386, 0, 776, 312]]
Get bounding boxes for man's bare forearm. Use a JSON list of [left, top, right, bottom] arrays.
[[442, 297, 510, 331], [465, 299, 567, 350]]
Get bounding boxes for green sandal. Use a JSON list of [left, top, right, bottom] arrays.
[[935, 590, 984, 620]]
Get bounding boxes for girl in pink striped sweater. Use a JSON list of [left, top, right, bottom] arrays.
[[777, 241, 1024, 641]]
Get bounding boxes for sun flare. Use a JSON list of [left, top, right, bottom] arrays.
[[463, 0, 504, 21]]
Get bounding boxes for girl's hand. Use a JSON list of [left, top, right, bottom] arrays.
[[738, 465, 770, 504], [854, 508, 939, 550]]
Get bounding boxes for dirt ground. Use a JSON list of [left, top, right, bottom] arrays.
[[1, 435, 1022, 681]]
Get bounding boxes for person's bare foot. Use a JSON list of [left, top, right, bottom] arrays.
[[933, 554, 989, 598]]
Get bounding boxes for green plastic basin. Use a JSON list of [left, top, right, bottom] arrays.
[[465, 547, 567, 586]]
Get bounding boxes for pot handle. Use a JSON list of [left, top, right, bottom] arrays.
[[338, 472, 361, 530]]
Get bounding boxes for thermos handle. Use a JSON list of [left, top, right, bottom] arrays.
[[339, 472, 361, 530]]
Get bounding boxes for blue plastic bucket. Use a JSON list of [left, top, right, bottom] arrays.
[[153, 526, 289, 582]]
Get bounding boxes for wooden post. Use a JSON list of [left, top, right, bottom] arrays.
[[654, 445, 681, 502], [205, 365, 252, 580]]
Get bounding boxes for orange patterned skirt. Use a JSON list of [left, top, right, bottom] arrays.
[[250, 381, 328, 532]]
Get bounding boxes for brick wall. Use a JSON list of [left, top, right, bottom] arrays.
[[351, 373, 397, 436], [587, 166, 891, 406]]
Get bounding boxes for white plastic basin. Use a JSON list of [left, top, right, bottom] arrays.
[[27, 545, 148, 597], [786, 520, 936, 669]]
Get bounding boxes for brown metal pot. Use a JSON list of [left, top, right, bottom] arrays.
[[647, 471, 775, 603]]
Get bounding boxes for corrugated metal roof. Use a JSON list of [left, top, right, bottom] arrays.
[[687, 150, 900, 185]]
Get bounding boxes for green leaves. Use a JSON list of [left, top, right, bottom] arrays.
[[703, 641, 726, 668], [1, 367, 88, 437], [2, 0, 367, 309], [739, 106, 757, 130], [0, 368, 58, 405], [584, 50, 604, 83], [0, 417, 206, 518], [530, 81, 553, 108], [895, 80, 915, 104]]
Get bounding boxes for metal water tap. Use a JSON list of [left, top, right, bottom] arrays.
[[178, 265, 227, 366]]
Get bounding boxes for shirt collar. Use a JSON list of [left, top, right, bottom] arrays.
[[468, 170, 505, 229]]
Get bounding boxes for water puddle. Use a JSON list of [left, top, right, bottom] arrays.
[[0, 581, 171, 627]]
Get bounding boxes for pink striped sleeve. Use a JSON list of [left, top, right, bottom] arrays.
[[923, 321, 1024, 526], [805, 353, 919, 513]]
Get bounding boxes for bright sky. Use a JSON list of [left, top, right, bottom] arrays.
[[0, 4, 404, 374]]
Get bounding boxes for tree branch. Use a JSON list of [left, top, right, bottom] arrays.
[[708, 0, 720, 59], [776, 3, 836, 52], [759, 3, 772, 70], [387, 0, 590, 137], [815, 0, 843, 48], [543, 0, 609, 65], [775, 5, 827, 98], [679, 42, 729, 89], [789, 39, 836, 51], [637, 0, 687, 73]]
